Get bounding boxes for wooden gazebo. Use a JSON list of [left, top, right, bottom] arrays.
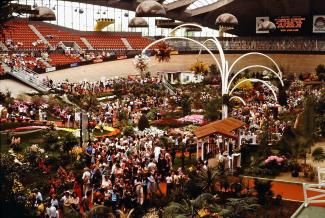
[[193, 118, 244, 168]]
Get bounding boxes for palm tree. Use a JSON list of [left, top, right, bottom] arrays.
[[312, 147, 325, 162], [163, 193, 222, 218], [195, 167, 219, 193], [86, 205, 115, 218]]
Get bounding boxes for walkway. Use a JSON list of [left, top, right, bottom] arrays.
[[242, 176, 325, 206]]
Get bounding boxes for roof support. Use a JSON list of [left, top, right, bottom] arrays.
[[189, 0, 234, 16], [165, 0, 197, 11]]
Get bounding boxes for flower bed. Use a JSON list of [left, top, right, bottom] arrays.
[[152, 118, 188, 128], [13, 126, 49, 132], [177, 114, 204, 125]]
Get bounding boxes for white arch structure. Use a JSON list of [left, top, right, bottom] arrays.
[[229, 78, 278, 102], [139, 23, 284, 118], [229, 96, 246, 105]]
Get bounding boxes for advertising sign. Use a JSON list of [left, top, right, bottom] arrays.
[[313, 15, 325, 33]]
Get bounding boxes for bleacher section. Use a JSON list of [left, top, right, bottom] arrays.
[[2, 20, 46, 50], [126, 36, 156, 50], [48, 53, 81, 66], [84, 34, 126, 50], [33, 23, 88, 49]]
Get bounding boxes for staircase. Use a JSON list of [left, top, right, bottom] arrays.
[[28, 24, 54, 50], [39, 59, 52, 68], [0, 41, 8, 51], [7, 68, 50, 93], [1, 62, 11, 73], [163, 80, 176, 95], [121, 38, 133, 50], [80, 37, 94, 50]]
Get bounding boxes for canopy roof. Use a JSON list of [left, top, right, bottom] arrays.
[[194, 117, 244, 139]]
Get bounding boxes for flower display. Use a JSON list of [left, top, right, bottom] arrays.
[[70, 146, 83, 156], [134, 54, 150, 77], [13, 126, 49, 132], [178, 114, 204, 124], [154, 42, 172, 62], [134, 126, 165, 136], [264, 155, 286, 165], [189, 60, 209, 75], [152, 118, 184, 128]]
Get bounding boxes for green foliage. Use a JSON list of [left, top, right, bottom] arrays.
[[315, 64, 325, 81], [180, 95, 191, 116], [277, 85, 288, 106], [204, 97, 222, 121], [122, 126, 134, 137], [80, 94, 99, 112], [253, 179, 273, 205], [163, 193, 221, 218], [222, 197, 260, 218], [312, 147, 325, 162], [209, 64, 219, 78], [62, 132, 78, 152], [138, 114, 150, 131], [43, 131, 59, 151]]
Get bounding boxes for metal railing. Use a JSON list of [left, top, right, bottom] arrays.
[[163, 80, 176, 95]]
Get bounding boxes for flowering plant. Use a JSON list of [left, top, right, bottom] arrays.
[[154, 42, 171, 62], [264, 155, 286, 166], [178, 114, 204, 124], [134, 126, 165, 137], [189, 60, 209, 75], [134, 54, 150, 77]]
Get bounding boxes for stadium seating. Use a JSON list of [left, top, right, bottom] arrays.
[[2, 20, 46, 50], [48, 53, 81, 66], [33, 23, 88, 49], [125, 36, 155, 49], [83, 34, 126, 50]]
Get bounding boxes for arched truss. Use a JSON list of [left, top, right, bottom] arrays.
[[142, 36, 223, 74], [227, 52, 283, 79], [227, 64, 284, 93], [229, 96, 246, 105], [197, 38, 226, 77], [229, 78, 278, 102]]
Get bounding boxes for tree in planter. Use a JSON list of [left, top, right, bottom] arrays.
[[222, 197, 260, 218], [180, 95, 191, 116], [204, 97, 222, 121], [62, 132, 78, 152], [43, 131, 59, 151], [253, 179, 273, 205], [312, 147, 325, 162], [277, 84, 288, 106], [138, 114, 150, 131], [117, 109, 129, 128], [122, 126, 134, 137], [315, 64, 325, 81]]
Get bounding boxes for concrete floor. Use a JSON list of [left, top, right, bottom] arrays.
[[296, 206, 325, 218]]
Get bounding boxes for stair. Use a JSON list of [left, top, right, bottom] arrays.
[[80, 37, 94, 50], [28, 24, 54, 50], [7, 68, 50, 93], [0, 41, 8, 51], [121, 38, 133, 50], [163, 80, 176, 95], [39, 59, 52, 68], [1, 61, 12, 73]]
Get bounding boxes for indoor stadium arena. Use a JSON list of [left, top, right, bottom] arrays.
[[0, 1, 325, 218]]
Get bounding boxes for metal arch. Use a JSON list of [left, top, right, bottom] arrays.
[[166, 23, 204, 37], [229, 78, 278, 102], [141, 36, 223, 74], [197, 38, 226, 78], [227, 52, 283, 79], [229, 96, 246, 105], [227, 64, 284, 93]]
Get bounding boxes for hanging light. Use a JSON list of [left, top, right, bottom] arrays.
[[52, 6, 56, 10], [32, 3, 38, 8], [128, 17, 149, 28], [135, 0, 166, 17], [97, 11, 100, 14], [103, 12, 106, 15], [124, 13, 129, 17], [74, 8, 78, 12], [79, 8, 84, 14]]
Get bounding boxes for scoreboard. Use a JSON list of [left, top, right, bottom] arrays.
[[255, 15, 321, 35], [274, 16, 306, 33]]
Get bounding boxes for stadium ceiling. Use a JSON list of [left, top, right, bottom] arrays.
[[68, 0, 325, 36]]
